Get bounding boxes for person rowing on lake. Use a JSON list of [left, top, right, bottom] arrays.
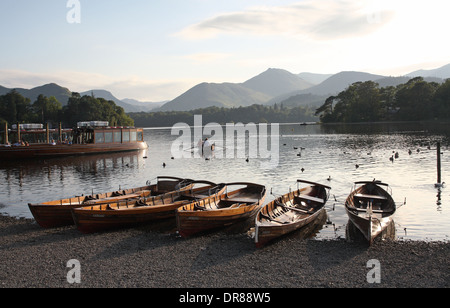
[[202, 138, 211, 156]]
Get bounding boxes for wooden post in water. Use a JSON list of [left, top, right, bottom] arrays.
[[17, 123, 21, 143], [58, 122, 62, 143], [437, 142, 442, 186], [3, 122, 8, 145], [46, 123, 50, 144]]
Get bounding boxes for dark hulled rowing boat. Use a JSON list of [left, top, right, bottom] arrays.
[[345, 180, 396, 245], [254, 180, 331, 247]]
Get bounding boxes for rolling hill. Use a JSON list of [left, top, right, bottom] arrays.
[[407, 64, 450, 79], [2, 63, 450, 114], [298, 71, 385, 96], [242, 68, 312, 97], [158, 68, 313, 111], [158, 82, 272, 111], [0, 83, 72, 106]]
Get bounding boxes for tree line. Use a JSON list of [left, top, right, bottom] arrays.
[[0, 91, 134, 128], [315, 77, 450, 123], [128, 104, 318, 127]]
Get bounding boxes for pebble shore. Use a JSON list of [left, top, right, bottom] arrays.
[[0, 215, 448, 288]]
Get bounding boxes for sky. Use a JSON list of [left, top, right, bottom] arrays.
[[1, 0, 450, 102]]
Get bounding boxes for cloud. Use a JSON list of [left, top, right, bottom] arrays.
[[176, 0, 395, 41], [184, 53, 231, 63]]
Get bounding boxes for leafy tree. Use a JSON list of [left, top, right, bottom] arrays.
[[0, 90, 33, 124], [433, 79, 450, 119], [316, 81, 381, 123], [316, 78, 450, 123], [62, 93, 134, 127], [395, 77, 438, 120], [32, 94, 62, 124]]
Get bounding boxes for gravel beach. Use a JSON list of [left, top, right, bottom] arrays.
[[0, 214, 448, 289]]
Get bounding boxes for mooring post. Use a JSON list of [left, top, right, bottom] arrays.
[[437, 142, 442, 185], [3, 122, 8, 144]]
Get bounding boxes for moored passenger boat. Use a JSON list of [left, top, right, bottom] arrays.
[[0, 121, 148, 160]]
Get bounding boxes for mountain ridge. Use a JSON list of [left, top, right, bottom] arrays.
[[407, 63, 450, 79], [1, 63, 449, 113], [157, 82, 272, 112]]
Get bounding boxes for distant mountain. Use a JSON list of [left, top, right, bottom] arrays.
[[298, 72, 333, 85], [3, 63, 449, 115], [0, 85, 9, 93], [0, 84, 159, 113], [122, 98, 166, 112], [0, 83, 72, 105], [275, 93, 328, 108], [301, 71, 386, 96], [242, 68, 312, 97], [80, 89, 143, 112], [158, 68, 313, 111], [407, 64, 450, 79], [158, 82, 272, 112], [266, 71, 386, 107]]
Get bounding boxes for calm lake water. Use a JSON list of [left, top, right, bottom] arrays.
[[1, 122, 449, 242]]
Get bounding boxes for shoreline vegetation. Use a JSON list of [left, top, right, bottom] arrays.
[[0, 214, 448, 288], [315, 78, 450, 123], [1, 77, 450, 130]]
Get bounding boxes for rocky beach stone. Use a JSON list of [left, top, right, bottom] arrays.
[[0, 215, 448, 288]]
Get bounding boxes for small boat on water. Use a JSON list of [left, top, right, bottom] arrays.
[[254, 180, 331, 248], [72, 181, 226, 234], [345, 180, 396, 245], [0, 121, 148, 160], [176, 183, 267, 238], [28, 176, 193, 228]]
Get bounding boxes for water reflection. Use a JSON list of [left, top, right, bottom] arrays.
[[288, 210, 329, 241], [0, 122, 449, 242], [346, 219, 396, 244], [1, 150, 148, 186], [0, 150, 149, 217]]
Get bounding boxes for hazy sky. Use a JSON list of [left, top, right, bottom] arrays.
[[1, 0, 449, 101]]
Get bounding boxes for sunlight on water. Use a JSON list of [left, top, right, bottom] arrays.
[[1, 123, 449, 242]]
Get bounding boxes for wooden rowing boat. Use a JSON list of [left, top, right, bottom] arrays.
[[176, 182, 267, 238], [28, 176, 193, 228], [345, 180, 396, 245], [254, 180, 331, 248], [72, 181, 227, 234]]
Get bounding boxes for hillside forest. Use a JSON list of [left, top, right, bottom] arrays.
[[315, 77, 450, 122]]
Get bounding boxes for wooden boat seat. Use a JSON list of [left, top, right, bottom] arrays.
[[229, 203, 245, 209], [296, 195, 324, 204], [227, 198, 260, 204], [353, 208, 387, 214], [354, 194, 387, 201], [276, 200, 314, 215], [280, 205, 313, 214], [83, 190, 152, 205], [185, 194, 209, 200]]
